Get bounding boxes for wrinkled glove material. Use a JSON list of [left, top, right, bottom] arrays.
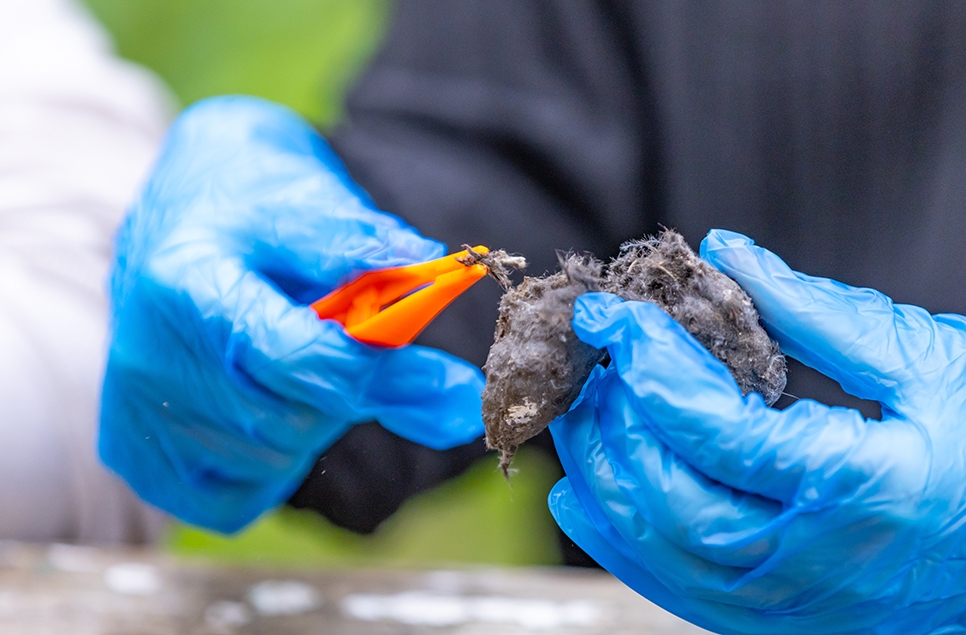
[[100, 96, 484, 533], [550, 229, 966, 634]]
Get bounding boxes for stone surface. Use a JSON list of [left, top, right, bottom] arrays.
[[0, 542, 710, 634]]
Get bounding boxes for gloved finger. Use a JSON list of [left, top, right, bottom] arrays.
[[100, 364, 315, 533], [550, 479, 914, 635], [102, 275, 354, 533], [147, 247, 485, 452], [243, 325, 485, 451], [134, 95, 443, 296], [246, 208, 446, 303], [548, 478, 688, 604], [550, 364, 782, 569], [572, 293, 871, 505], [548, 479, 785, 635], [699, 229, 953, 410], [358, 345, 485, 449], [107, 272, 353, 472], [548, 457, 757, 606], [226, 279, 485, 451], [156, 96, 377, 208]]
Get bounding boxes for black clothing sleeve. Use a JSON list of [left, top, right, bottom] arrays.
[[288, 422, 485, 535], [293, 0, 966, 551]]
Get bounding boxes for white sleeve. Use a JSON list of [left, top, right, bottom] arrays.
[[0, 0, 174, 543]]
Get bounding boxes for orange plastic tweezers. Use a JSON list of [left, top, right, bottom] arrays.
[[310, 246, 490, 348]]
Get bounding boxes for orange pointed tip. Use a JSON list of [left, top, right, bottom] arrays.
[[310, 245, 490, 347]]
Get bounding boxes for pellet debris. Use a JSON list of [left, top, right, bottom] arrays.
[[481, 229, 786, 476], [457, 245, 528, 289]]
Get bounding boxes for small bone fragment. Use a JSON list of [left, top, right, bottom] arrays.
[[457, 245, 527, 289]]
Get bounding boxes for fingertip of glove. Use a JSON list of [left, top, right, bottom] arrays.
[[573, 294, 679, 351], [699, 230, 793, 290], [546, 478, 599, 550], [699, 229, 754, 260], [547, 477, 574, 521], [572, 292, 625, 343], [169, 96, 316, 160], [362, 345, 485, 449]]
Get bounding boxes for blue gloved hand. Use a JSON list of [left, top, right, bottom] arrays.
[[100, 96, 485, 533], [549, 229, 966, 635]]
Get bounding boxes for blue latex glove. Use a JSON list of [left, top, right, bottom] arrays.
[[549, 229, 966, 635], [100, 96, 485, 533]]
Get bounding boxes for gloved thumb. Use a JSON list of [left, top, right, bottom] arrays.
[[699, 229, 946, 410]]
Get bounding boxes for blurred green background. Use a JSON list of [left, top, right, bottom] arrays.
[[83, 0, 388, 126], [80, 0, 562, 568]]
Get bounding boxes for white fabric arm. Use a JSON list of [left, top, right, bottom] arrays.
[[0, 0, 173, 542]]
